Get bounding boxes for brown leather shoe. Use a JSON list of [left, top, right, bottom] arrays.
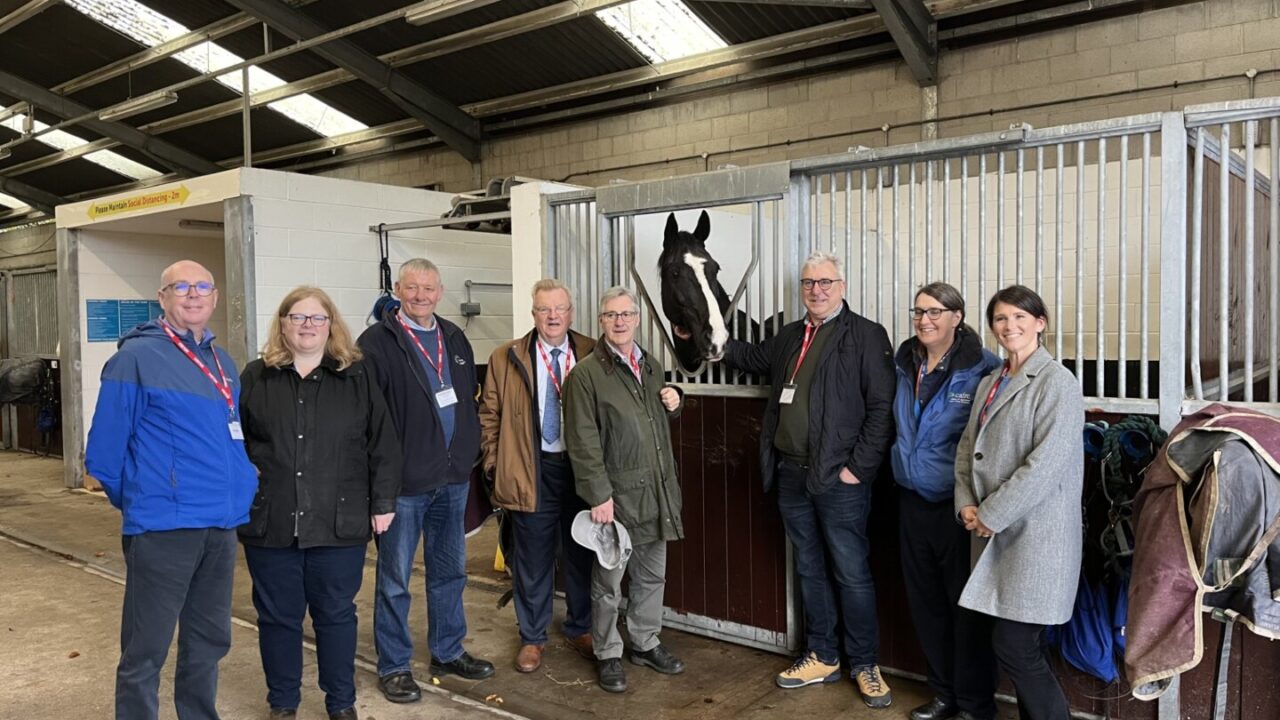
[[515, 644, 544, 673], [567, 633, 594, 659]]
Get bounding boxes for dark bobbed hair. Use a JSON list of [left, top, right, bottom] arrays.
[[985, 285, 1049, 340]]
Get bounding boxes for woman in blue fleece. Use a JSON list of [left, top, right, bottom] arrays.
[[891, 282, 1002, 720]]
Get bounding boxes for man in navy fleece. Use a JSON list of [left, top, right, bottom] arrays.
[[86, 259, 257, 720]]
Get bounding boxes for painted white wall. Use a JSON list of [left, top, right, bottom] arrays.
[[243, 169, 513, 361], [510, 181, 583, 342], [76, 229, 227, 443]]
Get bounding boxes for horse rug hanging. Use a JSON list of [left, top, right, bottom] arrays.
[[1125, 404, 1280, 700]]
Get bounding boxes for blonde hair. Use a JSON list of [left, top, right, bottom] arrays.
[[531, 278, 573, 304], [261, 286, 362, 370]]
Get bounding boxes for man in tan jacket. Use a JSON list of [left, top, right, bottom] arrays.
[[480, 279, 596, 673]]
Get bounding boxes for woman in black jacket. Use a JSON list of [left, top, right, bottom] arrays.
[[239, 286, 401, 720]]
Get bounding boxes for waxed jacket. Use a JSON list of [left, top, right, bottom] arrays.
[[563, 339, 683, 546]]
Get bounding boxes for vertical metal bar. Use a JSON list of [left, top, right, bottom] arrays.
[[1271, 118, 1279, 402], [1056, 144, 1065, 363], [1191, 128, 1205, 400], [860, 170, 868, 314], [1141, 133, 1151, 399], [792, 173, 811, 322], [893, 164, 901, 342], [241, 66, 252, 167], [979, 154, 988, 313], [943, 159, 951, 284], [1075, 140, 1086, 386], [1159, 112, 1189, 432], [1243, 120, 1256, 401], [1218, 123, 1230, 401], [845, 171, 854, 297], [1016, 148, 1025, 285], [829, 172, 837, 253], [1036, 146, 1044, 290], [926, 160, 934, 281], [876, 168, 884, 323], [1118, 134, 1129, 399], [1097, 136, 1107, 398], [961, 157, 969, 327], [774, 198, 782, 326], [909, 162, 917, 304], [997, 151, 1006, 290]]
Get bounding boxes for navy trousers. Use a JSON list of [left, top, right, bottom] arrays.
[[509, 453, 593, 645], [116, 528, 236, 720], [243, 542, 367, 714]]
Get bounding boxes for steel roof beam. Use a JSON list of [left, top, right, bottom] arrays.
[[0, 70, 222, 177], [869, 0, 936, 85], [0, 0, 59, 36], [0, 175, 67, 215], [222, 0, 481, 162], [694, 0, 871, 7]]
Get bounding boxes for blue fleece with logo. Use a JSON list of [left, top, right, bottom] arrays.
[[86, 319, 258, 536], [890, 329, 1002, 502]]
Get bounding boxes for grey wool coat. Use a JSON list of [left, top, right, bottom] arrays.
[[954, 346, 1084, 625]]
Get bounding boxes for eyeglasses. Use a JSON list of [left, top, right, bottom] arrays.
[[162, 280, 215, 297], [800, 278, 842, 291], [534, 305, 572, 316], [600, 310, 639, 322], [285, 313, 330, 327], [909, 307, 955, 320]]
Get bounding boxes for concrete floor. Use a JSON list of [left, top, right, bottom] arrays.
[[0, 450, 969, 720]]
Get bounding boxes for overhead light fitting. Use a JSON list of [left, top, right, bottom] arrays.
[[0, 146, 11, 160], [404, 0, 500, 26], [98, 91, 179, 122], [178, 219, 225, 232], [0, 103, 28, 124]]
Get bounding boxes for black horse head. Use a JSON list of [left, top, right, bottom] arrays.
[[658, 210, 731, 372]]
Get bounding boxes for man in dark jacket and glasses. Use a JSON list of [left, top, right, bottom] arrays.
[[719, 251, 896, 710]]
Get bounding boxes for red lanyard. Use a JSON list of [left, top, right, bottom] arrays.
[[789, 321, 820, 383], [914, 358, 928, 399], [978, 363, 1011, 426], [627, 352, 643, 384], [536, 342, 574, 397], [160, 321, 233, 414], [397, 312, 444, 383]]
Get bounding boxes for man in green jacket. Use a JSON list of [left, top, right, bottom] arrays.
[[563, 286, 684, 694]]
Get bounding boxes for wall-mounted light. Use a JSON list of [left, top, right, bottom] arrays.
[[99, 91, 179, 122], [178, 219, 225, 232], [404, 0, 500, 25]]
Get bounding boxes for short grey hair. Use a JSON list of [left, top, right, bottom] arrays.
[[531, 278, 573, 306], [398, 258, 441, 281], [598, 286, 639, 314], [802, 251, 844, 280]]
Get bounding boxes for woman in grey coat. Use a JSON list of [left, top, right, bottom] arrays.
[[954, 285, 1083, 720]]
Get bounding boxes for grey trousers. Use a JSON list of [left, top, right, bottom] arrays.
[[591, 539, 667, 660]]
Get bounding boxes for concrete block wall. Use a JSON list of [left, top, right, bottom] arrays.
[[0, 223, 57, 272], [244, 170, 512, 361], [318, 0, 1279, 194]]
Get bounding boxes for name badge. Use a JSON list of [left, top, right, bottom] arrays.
[[779, 383, 797, 405], [435, 385, 458, 408], [228, 421, 244, 440]]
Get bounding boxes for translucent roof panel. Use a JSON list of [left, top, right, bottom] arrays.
[[3, 114, 162, 181], [66, 0, 367, 138], [596, 0, 727, 64]]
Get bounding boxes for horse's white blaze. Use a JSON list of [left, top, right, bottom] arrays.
[[683, 252, 730, 353]]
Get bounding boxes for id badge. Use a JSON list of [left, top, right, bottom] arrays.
[[779, 383, 797, 405], [228, 421, 244, 440], [435, 385, 459, 408]]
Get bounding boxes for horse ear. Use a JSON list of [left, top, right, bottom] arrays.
[[694, 210, 711, 242], [663, 213, 679, 250]]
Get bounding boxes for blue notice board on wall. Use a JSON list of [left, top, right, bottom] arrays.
[[87, 299, 163, 342]]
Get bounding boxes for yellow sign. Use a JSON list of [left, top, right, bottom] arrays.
[[86, 185, 191, 221]]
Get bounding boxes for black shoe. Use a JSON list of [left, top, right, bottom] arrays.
[[629, 644, 686, 675], [268, 710, 296, 719], [328, 709, 358, 720], [378, 671, 422, 704], [431, 651, 496, 680], [910, 697, 958, 720], [598, 658, 627, 693]]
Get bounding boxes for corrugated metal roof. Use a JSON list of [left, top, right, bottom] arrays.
[[686, 1, 869, 45]]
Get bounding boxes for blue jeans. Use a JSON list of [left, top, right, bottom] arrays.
[[509, 453, 593, 645], [117, 528, 236, 720], [776, 459, 880, 668], [243, 543, 366, 714], [373, 483, 469, 676]]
